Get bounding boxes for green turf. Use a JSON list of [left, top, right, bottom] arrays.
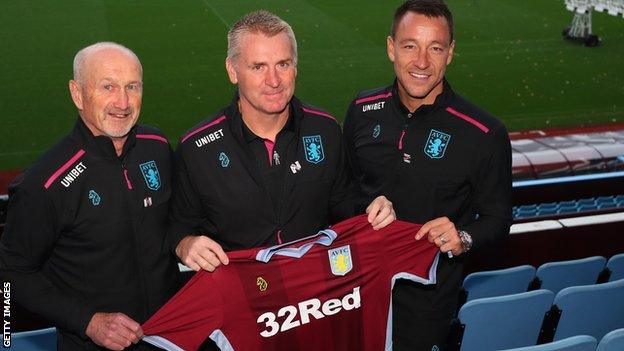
[[1, 0, 623, 169]]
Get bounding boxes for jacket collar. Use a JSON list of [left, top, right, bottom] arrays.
[[391, 78, 455, 117], [71, 117, 137, 159], [226, 91, 302, 143]]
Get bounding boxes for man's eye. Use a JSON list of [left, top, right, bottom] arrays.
[[104, 85, 114, 91]]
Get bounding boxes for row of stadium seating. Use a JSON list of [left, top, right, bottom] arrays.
[[450, 255, 624, 350], [461, 254, 624, 303], [501, 331, 624, 351], [513, 195, 624, 219]]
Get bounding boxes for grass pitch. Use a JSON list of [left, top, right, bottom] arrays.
[[1, 0, 623, 169]]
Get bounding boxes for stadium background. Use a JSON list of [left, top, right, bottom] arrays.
[[2, 0, 624, 348], [1, 0, 623, 170]]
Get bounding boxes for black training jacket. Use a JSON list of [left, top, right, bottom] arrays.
[[169, 94, 356, 251], [344, 79, 512, 253], [0, 119, 180, 349]]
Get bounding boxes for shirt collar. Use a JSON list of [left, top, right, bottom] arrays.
[[391, 78, 454, 116], [227, 90, 300, 143], [71, 117, 137, 159]]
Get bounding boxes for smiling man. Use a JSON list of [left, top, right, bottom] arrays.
[[169, 10, 395, 275], [0, 42, 180, 350], [344, 1, 512, 349]]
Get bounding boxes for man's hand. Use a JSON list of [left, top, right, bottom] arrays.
[[415, 216, 463, 256], [366, 195, 396, 230], [85, 312, 143, 350], [175, 235, 229, 272]]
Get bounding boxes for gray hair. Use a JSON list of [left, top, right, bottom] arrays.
[[73, 42, 142, 85], [227, 10, 298, 65]]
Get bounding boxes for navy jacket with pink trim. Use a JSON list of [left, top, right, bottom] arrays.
[[0, 119, 180, 349], [344, 80, 512, 251], [169, 94, 357, 252]]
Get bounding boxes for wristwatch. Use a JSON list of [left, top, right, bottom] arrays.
[[458, 230, 473, 253]]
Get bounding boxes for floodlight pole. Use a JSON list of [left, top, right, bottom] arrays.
[[563, 0, 601, 47]]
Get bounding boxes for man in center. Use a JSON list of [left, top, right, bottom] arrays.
[[169, 10, 395, 273]]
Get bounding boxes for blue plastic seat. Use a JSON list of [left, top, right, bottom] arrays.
[[599, 202, 617, 210], [458, 289, 554, 351], [536, 256, 606, 294], [538, 202, 558, 210], [10, 327, 56, 351], [596, 196, 615, 204], [499, 335, 597, 351], [577, 203, 599, 212], [597, 328, 624, 351], [538, 208, 558, 216], [554, 279, 624, 341], [463, 265, 535, 302], [607, 253, 624, 282], [577, 198, 596, 205], [516, 212, 538, 219]]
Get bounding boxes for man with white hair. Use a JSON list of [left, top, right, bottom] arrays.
[[0, 42, 180, 350]]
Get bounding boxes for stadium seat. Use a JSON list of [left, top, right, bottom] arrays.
[[597, 328, 624, 351], [462, 265, 535, 302], [10, 327, 57, 351], [553, 279, 624, 341], [596, 196, 615, 204], [499, 335, 597, 351], [535, 256, 606, 294], [577, 203, 599, 212], [577, 198, 596, 206], [607, 253, 624, 282], [457, 289, 554, 351], [538, 208, 558, 216]]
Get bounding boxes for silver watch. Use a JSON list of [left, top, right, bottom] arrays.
[[458, 230, 473, 252]]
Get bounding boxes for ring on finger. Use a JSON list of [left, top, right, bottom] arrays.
[[440, 237, 446, 245]]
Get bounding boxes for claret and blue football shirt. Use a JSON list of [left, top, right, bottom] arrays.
[[142, 215, 439, 351]]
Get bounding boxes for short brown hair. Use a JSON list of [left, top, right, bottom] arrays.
[[391, 0, 454, 42]]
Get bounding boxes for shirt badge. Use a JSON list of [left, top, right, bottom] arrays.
[[372, 124, 381, 139], [328, 245, 353, 276], [218, 152, 230, 168], [139, 161, 161, 190], [303, 135, 325, 164], [424, 129, 451, 159], [88, 190, 101, 206], [257, 277, 268, 292]]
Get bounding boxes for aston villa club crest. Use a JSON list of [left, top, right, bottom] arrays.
[[328, 245, 353, 276], [303, 135, 324, 164], [424, 129, 451, 159], [139, 161, 161, 190]]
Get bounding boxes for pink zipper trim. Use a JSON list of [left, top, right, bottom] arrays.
[[123, 169, 133, 189], [44, 149, 86, 189], [264, 139, 275, 166], [398, 130, 406, 150]]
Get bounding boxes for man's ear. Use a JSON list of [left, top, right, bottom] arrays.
[[225, 58, 238, 84], [447, 40, 455, 65], [69, 80, 84, 110], [386, 36, 396, 63]]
